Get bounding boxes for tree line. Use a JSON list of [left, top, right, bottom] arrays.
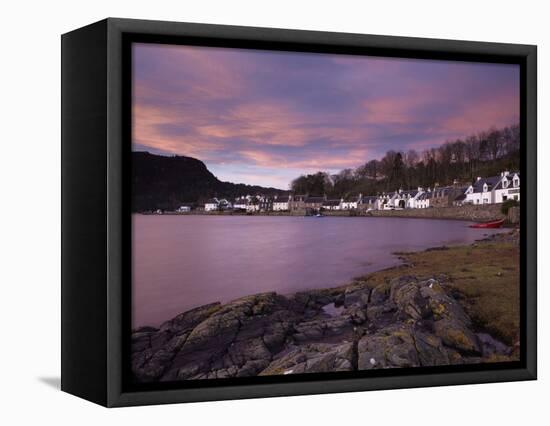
[[291, 124, 520, 198]]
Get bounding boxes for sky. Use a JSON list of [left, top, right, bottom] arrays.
[[132, 43, 519, 189]]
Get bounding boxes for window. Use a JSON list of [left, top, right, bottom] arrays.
[[503, 195, 508, 201]]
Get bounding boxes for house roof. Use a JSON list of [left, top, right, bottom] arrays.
[[433, 187, 452, 197], [494, 175, 520, 190], [304, 196, 325, 203], [401, 189, 419, 198], [323, 199, 340, 206], [472, 176, 501, 193], [360, 196, 377, 203], [205, 198, 219, 204], [417, 192, 432, 200], [273, 196, 290, 203], [452, 187, 469, 199]]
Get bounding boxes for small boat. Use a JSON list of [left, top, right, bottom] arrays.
[[469, 218, 505, 229]]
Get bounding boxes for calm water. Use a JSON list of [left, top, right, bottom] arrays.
[[132, 215, 506, 327]]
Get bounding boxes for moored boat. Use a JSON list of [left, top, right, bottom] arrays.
[[469, 218, 505, 229]]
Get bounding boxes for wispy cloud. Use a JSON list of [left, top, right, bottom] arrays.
[[132, 43, 520, 188]]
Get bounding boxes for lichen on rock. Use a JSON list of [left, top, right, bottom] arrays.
[[131, 275, 511, 382]]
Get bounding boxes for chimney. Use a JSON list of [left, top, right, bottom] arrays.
[[476, 177, 482, 182]]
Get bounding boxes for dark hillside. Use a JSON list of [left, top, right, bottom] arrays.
[[132, 152, 286, 211]]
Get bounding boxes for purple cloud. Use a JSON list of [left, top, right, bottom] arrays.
[[132, 43, 519, 188]]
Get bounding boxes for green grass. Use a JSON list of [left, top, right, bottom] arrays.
[[355, 242, 520, 346]]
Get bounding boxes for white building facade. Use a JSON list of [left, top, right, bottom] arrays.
[[204, 198, 219, 211], [464, 171, 519, 205], [272, 196, 290, 211]]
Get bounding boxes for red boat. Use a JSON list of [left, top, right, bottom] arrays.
[[469, 218, 505, 229]]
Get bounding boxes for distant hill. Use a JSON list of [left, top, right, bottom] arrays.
[[132, 152, 287, 212]]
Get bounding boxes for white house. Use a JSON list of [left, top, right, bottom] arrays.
[[387, 191, 402, 209], [233, 197, 248, 210], [415, 191, 432, 209], [464, 176, 499, 205], [218, 198, 232, 210], [405, 188, 425, 209], [464, 172, 519, 205], [272, 195, 290, 211], [176, 205, 191, 213], [376, 193, 393, 210], [322, 199, 341, 210], [493, 171, 520, 203], [340, 195, 360, 210], [246, 200, 260, 213], [392, 188, 421, 209], [204, 198, 219, 211]]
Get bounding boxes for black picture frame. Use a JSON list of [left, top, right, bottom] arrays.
[[61, 17, 537, 407]]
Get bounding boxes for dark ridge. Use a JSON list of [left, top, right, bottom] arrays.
[[131, 151, 287, 212]]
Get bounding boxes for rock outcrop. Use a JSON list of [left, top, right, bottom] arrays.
[[131, 276, 513, 382]]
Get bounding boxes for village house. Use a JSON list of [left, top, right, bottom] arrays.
[[259, 196, 273, 212], [246, 198, 260, 213], [431, 186, 452, 207], [464, 171, 519, 205], [199, 171, 515, 215], [303, 196, 325, 211], [322, 199, 341, 211], [376, 193, 393, 210], [431, 185, 469, 207], [204, 198, 219, 211], [272, 195, 291, 211], [493, 171, 520, 203], [289, 194, 306, 212], [176, 205, 191, 213], [465, 176, 500, 205], [386, 191, 402, 209], [340, 194, 360, 210], [405, 188, 424, 209], [392, 188, 421, 209], [233, 197, 248, 210], [218, 198, 232, 210], [453, 193, 467, 206], [358, 195, 377, 211], [415, 191, 432, 209]]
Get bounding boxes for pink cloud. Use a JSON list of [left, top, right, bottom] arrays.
[[132, 43, 520, 187]]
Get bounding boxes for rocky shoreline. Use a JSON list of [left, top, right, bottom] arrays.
[[132, 236, 517, 382]]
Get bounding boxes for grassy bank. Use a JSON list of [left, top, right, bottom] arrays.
[[351, 231, 520, 347]]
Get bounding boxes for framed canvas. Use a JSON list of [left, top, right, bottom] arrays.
[[61, 18, 537, 407]]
